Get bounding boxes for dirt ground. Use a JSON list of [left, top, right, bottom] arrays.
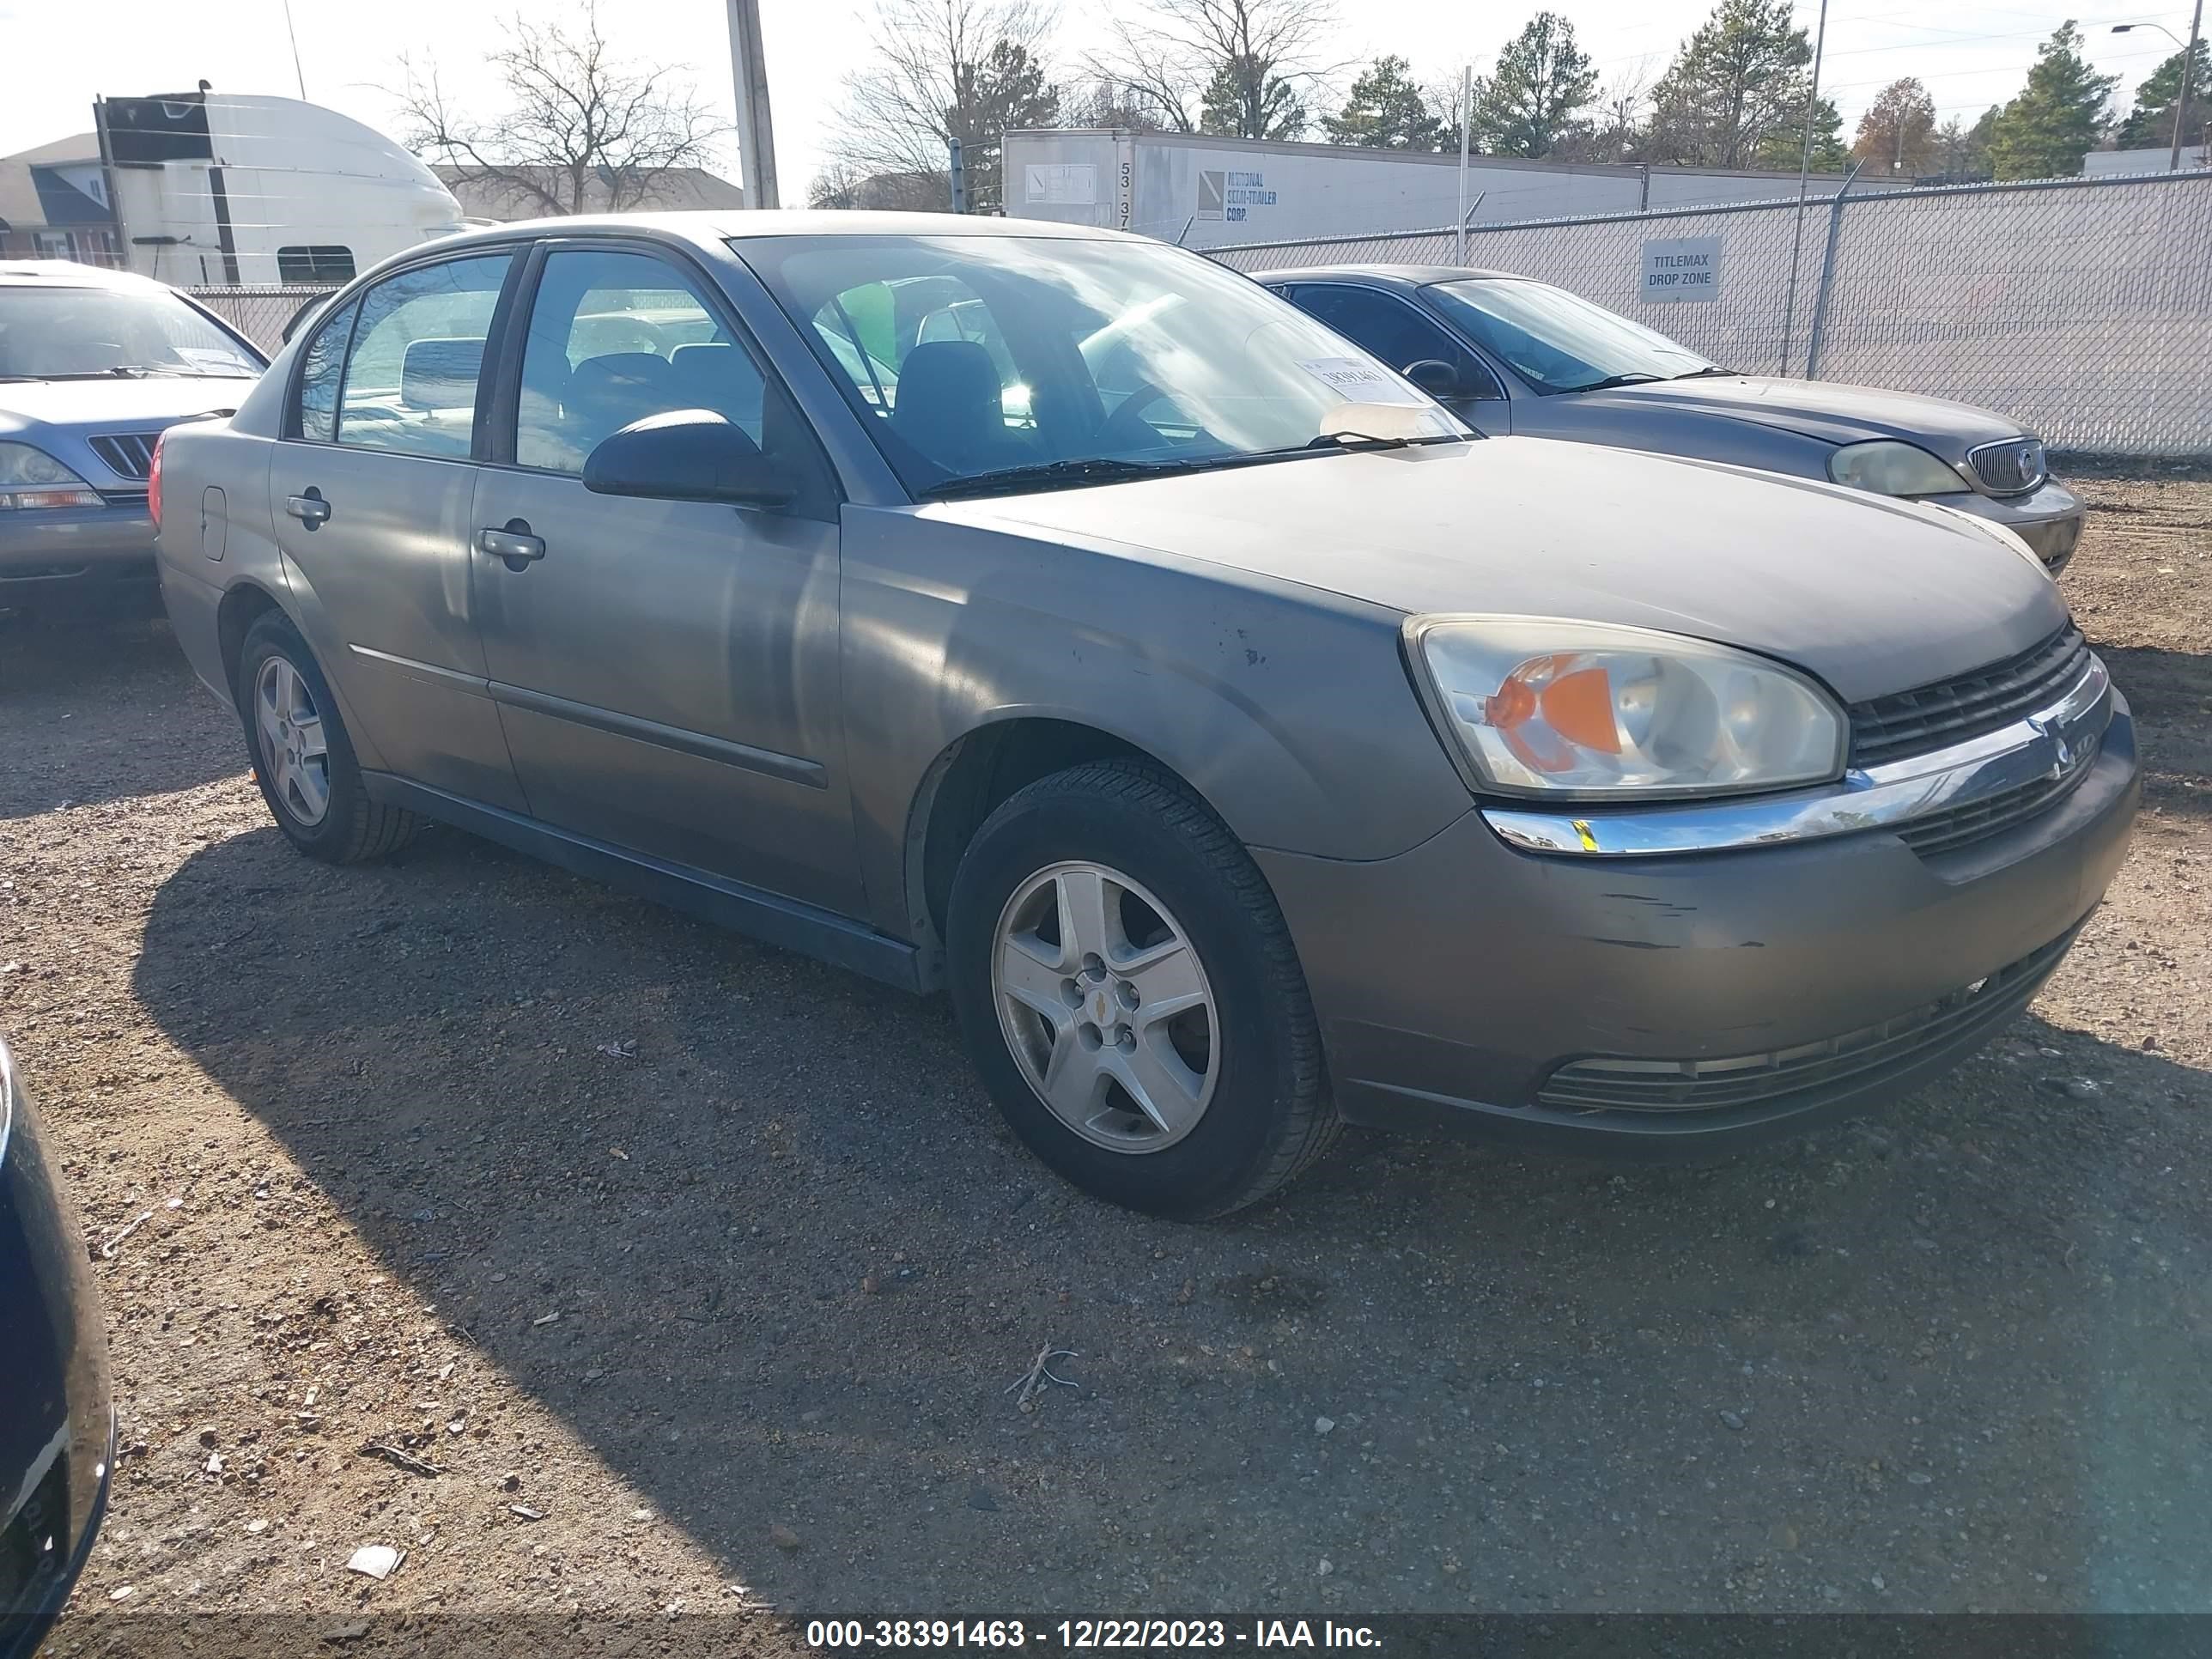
[[3, 476, 2209, 1651]]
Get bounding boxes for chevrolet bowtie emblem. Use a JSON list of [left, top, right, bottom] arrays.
[[2027, 713, 2075, 781]]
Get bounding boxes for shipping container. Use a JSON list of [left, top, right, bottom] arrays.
[[1003, 130, 1844, 250]]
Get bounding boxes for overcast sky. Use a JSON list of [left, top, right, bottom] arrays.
[[0, 0, 2193, 206]]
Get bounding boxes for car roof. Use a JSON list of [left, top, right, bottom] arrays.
[[411, 209, 1142, 252], [0, 259, 181, 292], [1246, 263, 1528, 288]]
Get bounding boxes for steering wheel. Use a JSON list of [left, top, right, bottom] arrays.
[[1097, 382, 1182, 451]]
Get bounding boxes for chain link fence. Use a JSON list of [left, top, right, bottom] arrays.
[[1209, 170, 2212, 459], [182, 284, 338, 354]]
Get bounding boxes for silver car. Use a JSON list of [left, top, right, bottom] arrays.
[[153, 213, 2136, 1218], [1264, 264, 2087, 573], [0, 262, 265, 622]]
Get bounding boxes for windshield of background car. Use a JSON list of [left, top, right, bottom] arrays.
[[0, 285, 264, 380], [737, 234, 1465, 492], [1422, 277, 1714, 393]]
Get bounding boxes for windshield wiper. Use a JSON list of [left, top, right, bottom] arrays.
[[918, 455, 1215, 501], [1304, 430, 1462, 452], [1563, 372, 1665, 393], [1671, 366, 1735, 380]]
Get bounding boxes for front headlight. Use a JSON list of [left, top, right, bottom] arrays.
[[1407, 617, 1847, 799], [1828, 441, 1967, 497], [0, 441, 102, 510]]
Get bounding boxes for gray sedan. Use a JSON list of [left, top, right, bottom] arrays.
[[153, 213, 2135, 1218], [1263, 264, 2086, 573]]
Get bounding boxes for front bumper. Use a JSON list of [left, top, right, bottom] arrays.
[[0, 1041, 114, 1659], [1932, 479, 2086, 574], [1258, 698, 2138, 1153], [0, 503, 160, 618]]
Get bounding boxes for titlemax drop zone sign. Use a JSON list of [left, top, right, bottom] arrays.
[[1642, 236, 1723, 302]]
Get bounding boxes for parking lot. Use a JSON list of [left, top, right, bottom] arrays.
[[2, 472, 2207, 1642]]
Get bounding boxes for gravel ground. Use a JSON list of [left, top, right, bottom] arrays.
[[3, 476, 2209, 1649]]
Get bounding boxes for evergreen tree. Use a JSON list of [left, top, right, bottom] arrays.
[[1469, 13, 1599, 158], [2116, 40, 2211, 153], [1987, 21, 2118, 179], [1644, 0, 1826, 169], [1200, 53, 1307, 140], [1322, 55, 1447, 149]]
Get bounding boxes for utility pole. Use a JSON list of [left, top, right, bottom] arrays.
[[1455, 65, 1473, 263], [726, 0, 781, 208], [2179, 0, 2205, 173]]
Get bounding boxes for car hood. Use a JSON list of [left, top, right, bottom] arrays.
[[1590, 374, 2028, 459], [0, 376, 257, 439], [928, 437, 2069, 705]]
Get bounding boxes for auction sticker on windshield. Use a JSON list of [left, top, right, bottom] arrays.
[[1295, 357, 1426, 404]]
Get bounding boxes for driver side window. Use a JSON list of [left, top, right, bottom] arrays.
[[1293, 285, 1501, 401]]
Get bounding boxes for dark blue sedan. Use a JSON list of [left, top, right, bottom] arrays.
[[0, 1034, 112, 1658]]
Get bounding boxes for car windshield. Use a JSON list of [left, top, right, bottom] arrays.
[[1422, 277, 1716, 394], [0, 284, 264, 380], [738, 234, 1468, 495]]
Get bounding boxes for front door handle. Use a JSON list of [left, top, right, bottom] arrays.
[[477, 520, 546, 570], [285, 490, 331, 529]]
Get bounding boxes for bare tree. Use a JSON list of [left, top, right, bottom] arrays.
[[395, 3, 726, 216], [1553, 60, 1655, 162], [828, 0, 1060, 212], [1084, 0, 1344, 138]]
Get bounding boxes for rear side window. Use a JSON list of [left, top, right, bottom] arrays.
[[512, 247, 765, 473], [335, 254, 514, 459], [277, 246, 356, 283], [295, 296, 359, 443]]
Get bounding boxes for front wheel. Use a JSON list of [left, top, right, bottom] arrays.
[[946, 761, 1339, 1219]]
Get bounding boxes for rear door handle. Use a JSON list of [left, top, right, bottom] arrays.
[[477, 520, 546, 569], [285, 491, 331, 528]]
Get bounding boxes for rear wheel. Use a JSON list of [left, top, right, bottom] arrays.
[[947, 760, 1338, 1219], [234, 612, 421, 863]]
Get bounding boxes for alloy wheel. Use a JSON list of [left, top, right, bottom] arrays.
[[253, 655, 331, 828], [990, 860, 1219, 1153]]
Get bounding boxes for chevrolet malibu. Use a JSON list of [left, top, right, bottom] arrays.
[[1263, 264, 2087, 574], [151, 213, 2136, 1218]]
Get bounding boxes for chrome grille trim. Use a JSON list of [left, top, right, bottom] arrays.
[[1848, 626, 2088, 769], [1967, 436, 2048, 495]]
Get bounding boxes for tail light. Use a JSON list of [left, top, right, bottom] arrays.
[[148, 430, 166, 529]]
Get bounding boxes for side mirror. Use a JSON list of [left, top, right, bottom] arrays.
[[582, 410, 793, 507], [1402, 359, 1464, 399]]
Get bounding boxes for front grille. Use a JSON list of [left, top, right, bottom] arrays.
[[1969, 436, 2047, 495], [1537, 932, 2075, 1115], [1896, 737, 2100, 857], [1848, 626, 2090, 769], [88, 431, 159, 479]]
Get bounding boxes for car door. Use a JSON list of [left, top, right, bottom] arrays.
[[270, 250, 528, 811], [1280, 283, 1511, 433], [468, 240, 860, 915]]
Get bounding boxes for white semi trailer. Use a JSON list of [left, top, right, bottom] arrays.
[[90, 91, 468, 286], [1003, 129, 1843, 250]]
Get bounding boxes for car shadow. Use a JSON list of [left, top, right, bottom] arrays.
[[2100, 645, 2210, 819], [0, 621, 240, 817], [129, 822, 2212, 1613]]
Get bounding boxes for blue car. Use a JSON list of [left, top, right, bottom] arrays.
[[0, 261, 265, 623], [0, 1035, 112, 1659]]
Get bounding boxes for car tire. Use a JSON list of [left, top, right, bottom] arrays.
[[234, 612, 421, 864], [946, 759, 1339, 1219]]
